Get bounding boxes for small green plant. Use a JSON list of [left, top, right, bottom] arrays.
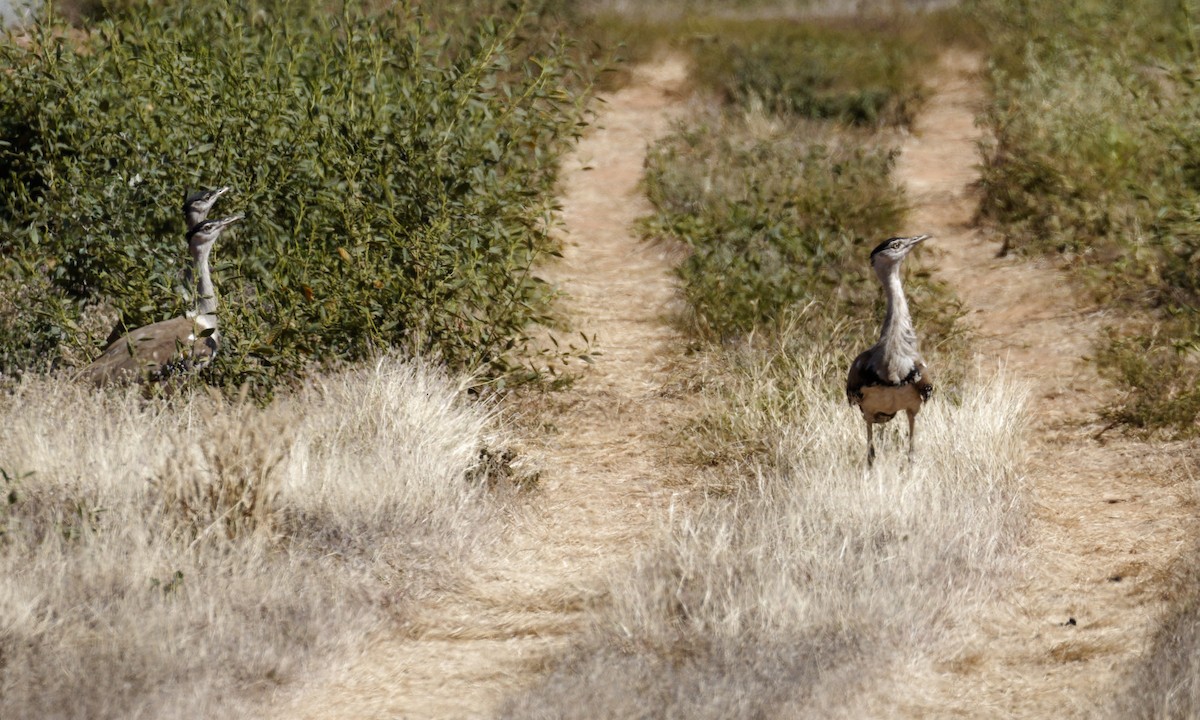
[[1094, 324, 1200, 437], [150, 570, 186, 595], [58, 498, 105, 542], [1, 467, 24, 505]]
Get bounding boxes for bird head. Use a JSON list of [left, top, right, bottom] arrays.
[[182, 186, 231, 227], [187, 214, 243, 254], [869, 234, 929, 272]]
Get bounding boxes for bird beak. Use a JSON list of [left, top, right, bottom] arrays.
[[212, 214, 244, 232], [905, 234, 931, 251], [211, 186, 232, 201]]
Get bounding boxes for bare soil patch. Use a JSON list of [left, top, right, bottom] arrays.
[[889, 50, 1198, 718], [264, 56, 694, 719]]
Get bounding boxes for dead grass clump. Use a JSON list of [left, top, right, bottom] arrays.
[[500, 337, 1027, 717], [680, 307, 966, 484], [1108, 518, 1200, 718], [0, 357, 503, 718], [277, 358, 504, 577], [153, 392, 288, 545]]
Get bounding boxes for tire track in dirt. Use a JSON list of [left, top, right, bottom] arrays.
[[892, 50, 1196, 718], [265, 57, 692, 719]]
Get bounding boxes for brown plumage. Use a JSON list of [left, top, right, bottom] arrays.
[[99, 186, 234, 349], [846, 235, 934, 466], [83, 215, 243, 387]]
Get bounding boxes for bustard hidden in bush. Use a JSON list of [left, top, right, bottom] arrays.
[[83, 214, 244, 386], [846, 234, 934, 466], [183, 185, 231, 230], [100, 185, 234, 348]]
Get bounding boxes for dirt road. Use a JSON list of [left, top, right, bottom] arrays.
[[893, 50, 1196, 718], [267, 57, 693, 720]]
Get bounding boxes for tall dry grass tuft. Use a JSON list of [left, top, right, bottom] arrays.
[[278, 358, 508, 579], [154, 391, 288, 545], [0, 357, 503, 719], [500, 334, 1027, 717], [1108, 503, 1200, 719]]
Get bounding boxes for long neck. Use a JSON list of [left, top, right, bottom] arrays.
[[189, 244, 218, 318], [873, 263, 919, 380], [880, 268, 912, 341]]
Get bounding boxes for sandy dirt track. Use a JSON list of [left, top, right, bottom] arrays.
[[891, 50, 1196, 718], [266, 57, 693, 719]]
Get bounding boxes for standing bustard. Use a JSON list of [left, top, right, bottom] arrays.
[[83, 214, 244, 386], [846, 234, 934, 466]]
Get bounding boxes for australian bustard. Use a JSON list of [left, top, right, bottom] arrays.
[[183, 186, 231, 230], [100, 186, 233, 348], [83, 214, 244, 386], [846, 235, 934, 466]]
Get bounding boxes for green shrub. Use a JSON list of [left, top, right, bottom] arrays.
[[570, 9, 942, 125], [973, 0, 1200, 433], [0, 0, 591, 392], [643, 110, 958, 345], [969, 0, 1198, 269], [687, 17, 931, 126], [976, 50, 1170, 260], [1094, 323, 1200, 437], [968, 0, 1185, 79]]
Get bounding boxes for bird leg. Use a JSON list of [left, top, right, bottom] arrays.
[[866, 421, 876, 468], [906, 410, 917, 464]]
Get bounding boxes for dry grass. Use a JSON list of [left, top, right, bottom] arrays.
[[0, 357, 506, 719], [1108, 521, 1200, 719], [499, 332, 1028, 718]]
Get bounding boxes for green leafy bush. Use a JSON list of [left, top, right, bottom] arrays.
[[687, 17, 931, 126], [976, 50, 1170, 260], [972, 0, 1200, 433], [568, 9, 943, 125], [1094, 323, 1200, 437], [0, 0, 591, 392], [643, 110, 957, 344]]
